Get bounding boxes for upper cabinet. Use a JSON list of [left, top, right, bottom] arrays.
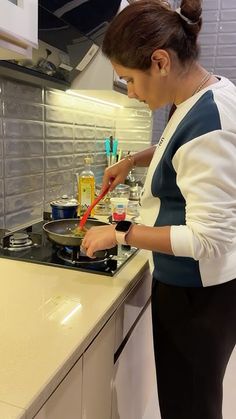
[[0, 0, 38, 59]]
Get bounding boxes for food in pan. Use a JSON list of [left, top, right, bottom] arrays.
[[71, 226, 87, 238]]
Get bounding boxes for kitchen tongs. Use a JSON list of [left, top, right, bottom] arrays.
[[78, 184, 110, 230]]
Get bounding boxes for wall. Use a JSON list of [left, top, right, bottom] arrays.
[[0, 77, 151, 230], [152, 0, 236, 142]]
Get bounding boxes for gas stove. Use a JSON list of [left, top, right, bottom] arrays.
[[0, 216, 138, 276]]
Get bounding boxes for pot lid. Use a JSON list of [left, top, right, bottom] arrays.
[[50, 195, 78, 207]]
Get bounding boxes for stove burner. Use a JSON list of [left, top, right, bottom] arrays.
[[57, 247, 109, 265], [8, 232, 33, 251]]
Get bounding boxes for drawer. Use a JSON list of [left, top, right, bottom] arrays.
[[114, 269, 152, 352]]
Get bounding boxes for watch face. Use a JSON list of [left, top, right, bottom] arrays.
[[115, 221, 132, 232]]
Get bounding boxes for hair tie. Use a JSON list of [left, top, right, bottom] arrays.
[[175, 7, 198, 25]]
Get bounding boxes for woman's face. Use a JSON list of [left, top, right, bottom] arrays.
[[112, 61, 169, 110]]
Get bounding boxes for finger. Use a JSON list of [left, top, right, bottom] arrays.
[[81, 237, 87, 247], [81, 238, 88, 253], [102, 176, 120, 192], [86, 246, 96, 259], [101, 170, 112, 192], [81, 247, 86, 255]]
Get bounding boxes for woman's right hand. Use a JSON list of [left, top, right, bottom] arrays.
[[102, 157, 134, 192]]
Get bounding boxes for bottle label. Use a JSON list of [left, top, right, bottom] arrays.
[[78, 178, 95, 216], [111, 203, 126, 221]]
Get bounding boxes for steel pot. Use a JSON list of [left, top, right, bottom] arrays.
[[50, 196, 78, 220]]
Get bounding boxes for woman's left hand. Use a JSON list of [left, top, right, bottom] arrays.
[[81, 225, 117, 258]]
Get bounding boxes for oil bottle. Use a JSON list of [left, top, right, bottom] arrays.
[[77, 157, 95, 217]]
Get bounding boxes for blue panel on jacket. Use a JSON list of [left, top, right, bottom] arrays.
[[151, 91, 222, 287]]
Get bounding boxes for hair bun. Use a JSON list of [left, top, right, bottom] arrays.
[[180, 0, 202, 23], [176, 7, 198, 25], [179, 0, 202, 35]]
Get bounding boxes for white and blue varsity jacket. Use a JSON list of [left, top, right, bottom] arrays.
[[140, 77, 236, 287]]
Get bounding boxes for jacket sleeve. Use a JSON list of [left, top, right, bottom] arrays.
[[170, 130, 236, 260]]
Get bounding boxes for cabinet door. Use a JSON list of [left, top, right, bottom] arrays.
[[34, 357, 82, 419], [112, 303, 160, 419], [115, 270, 152, 352], [0, 0, 38, 48], [82, 316, 116, 419], [223, 346, 236, 419]]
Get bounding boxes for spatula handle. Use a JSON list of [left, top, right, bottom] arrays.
[[79, 185, 110, 229]]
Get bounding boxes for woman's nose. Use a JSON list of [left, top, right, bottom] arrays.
[[127, 85, 138, 99]]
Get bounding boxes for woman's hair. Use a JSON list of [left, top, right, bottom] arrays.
[[102, 0, 202, 70]]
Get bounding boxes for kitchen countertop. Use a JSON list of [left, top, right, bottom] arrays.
[[0, 249, 150, 419]]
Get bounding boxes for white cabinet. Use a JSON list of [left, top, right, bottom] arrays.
[[114, 270, 152, 352], [34, 357, 82, 419], [82, 315, 116, 419], [223, 346, 236, 419], [0, 0, 38, 59], [112, 270, 160, 419], [112, 303, 160, 419], [81, 270, 156, 419]]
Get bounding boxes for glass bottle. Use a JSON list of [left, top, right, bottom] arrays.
[[77, 157, 95, 217]]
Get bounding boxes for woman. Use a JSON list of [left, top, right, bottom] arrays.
[[81, 1, 236, 418]]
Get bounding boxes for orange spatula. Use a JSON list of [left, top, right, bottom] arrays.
[[78, 184, 111, 230]]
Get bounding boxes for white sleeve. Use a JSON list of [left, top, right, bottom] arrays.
[[171, 130, 236, 260]]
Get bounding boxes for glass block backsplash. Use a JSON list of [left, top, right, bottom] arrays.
[[0, 77, 152, 229]]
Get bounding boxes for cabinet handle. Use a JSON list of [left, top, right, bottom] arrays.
[[0, 33, 28, 49]]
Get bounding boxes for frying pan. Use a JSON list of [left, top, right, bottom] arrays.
[[43, 218, 110, 247]]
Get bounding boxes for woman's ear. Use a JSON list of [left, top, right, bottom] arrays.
[[151, 52, 161, 68], [151, 49, 170, 75]]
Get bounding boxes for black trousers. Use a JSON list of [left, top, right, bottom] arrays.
[[151, 279, 236, 419]]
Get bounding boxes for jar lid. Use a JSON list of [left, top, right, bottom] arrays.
[[114, 184, 130, 191], [50, 195, 78, 207]]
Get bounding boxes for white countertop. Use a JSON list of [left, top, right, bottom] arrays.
[[0, 250, 149, 418]]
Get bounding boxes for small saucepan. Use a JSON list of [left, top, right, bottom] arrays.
[[50, 196, 78, 220], [43, 218, 113, 258]]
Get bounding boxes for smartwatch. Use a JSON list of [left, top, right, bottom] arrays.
[[115, 221, 133, 245]]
